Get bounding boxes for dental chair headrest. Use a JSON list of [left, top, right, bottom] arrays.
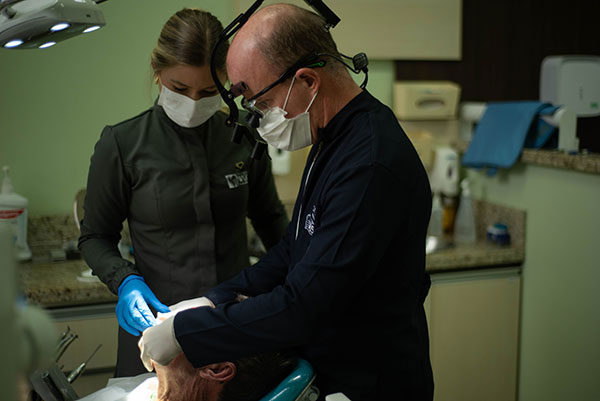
[[259, 359, 318, 401]]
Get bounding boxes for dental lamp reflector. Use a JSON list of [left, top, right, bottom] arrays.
[[83, 25, 100, 33], [39, 41, 55, 48], [50, 22, 70, 32], [0, 0, 106, 50], [3, 38, 22, 47]]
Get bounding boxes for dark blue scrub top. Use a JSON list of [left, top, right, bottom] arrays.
[[175, 91, 434, 401]]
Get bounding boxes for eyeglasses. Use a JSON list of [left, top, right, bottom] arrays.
[[236, 53, 326, 117]]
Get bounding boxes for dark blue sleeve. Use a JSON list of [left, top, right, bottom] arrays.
[[175, 163, 406, 367], [202, 223, 293, 305]]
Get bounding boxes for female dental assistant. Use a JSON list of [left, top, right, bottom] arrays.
[[78, 8, 288, 377]]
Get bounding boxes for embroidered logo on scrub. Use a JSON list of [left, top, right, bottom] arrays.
[[304, 205, 317, 236], [225, 171, 248, 189]]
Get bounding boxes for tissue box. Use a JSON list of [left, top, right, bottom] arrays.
[[393, 81, 461, 120]]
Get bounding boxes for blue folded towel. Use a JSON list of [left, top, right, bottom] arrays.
[[462, 101, 559, 175]]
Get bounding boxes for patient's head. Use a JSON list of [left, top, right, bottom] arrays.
[[153, 352, 296, 401]]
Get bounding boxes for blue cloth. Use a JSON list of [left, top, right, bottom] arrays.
[[116, 275, 170, 336], [462, 101, 559, 175]]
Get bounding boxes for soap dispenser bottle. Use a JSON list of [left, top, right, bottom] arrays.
[[454, 178, 477, 244], [428, 192, 443, 237], [0, 166, 31, 261]]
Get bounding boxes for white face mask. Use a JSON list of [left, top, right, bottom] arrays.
[[256, 76, 318, 151], [157, 84, 222, 128]]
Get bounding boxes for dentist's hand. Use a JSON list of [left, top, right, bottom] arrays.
[[116, 275, 170, 336], [139, 315, 181, 372], [156, 296, 215, 322]]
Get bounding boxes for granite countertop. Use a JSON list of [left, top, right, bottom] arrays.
[[455, 140, 600, 175], [21, 199, 525, 308], [20, 260, 117, 308], [20, 241, 524, 308], [426, 241, 524, 273]]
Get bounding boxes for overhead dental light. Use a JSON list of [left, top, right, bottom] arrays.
[[0, 0, 106, 50]]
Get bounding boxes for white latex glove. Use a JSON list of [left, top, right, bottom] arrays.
[[139, 315, 182, 372], [157, 296, 215, 322]]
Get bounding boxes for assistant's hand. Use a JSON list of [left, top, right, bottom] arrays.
[[116, 275, 170, 336], [139, 315, 182, 372]]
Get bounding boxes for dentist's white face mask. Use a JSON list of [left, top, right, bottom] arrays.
[[256, 76, 318, 151], [157, 83, 222, 128]]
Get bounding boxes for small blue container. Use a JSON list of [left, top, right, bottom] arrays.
[[486, 223, 511, 246]]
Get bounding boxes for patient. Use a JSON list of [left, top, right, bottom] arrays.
[[79, 351, 296, 401], [154, 351, 296, 401]]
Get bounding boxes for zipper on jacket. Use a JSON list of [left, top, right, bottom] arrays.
[[295, 141, 323, 240]]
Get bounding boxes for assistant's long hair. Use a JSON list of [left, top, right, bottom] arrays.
[[151, 8, 228, 75]]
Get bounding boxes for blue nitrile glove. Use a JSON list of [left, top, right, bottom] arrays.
[[116, 275, 170, 336]]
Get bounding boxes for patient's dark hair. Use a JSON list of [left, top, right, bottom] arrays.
[[218, 352, 298, 401]]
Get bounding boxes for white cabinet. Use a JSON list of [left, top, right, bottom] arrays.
[[235, 0, 462, 60], [50, 303, 118, 397], [426, 268, 521, 401]]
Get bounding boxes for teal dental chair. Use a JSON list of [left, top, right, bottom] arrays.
[[259, 359, 319, 401]]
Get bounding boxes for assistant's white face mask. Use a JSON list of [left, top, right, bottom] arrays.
[[157, 83, 222, 128], [256, 76, 318, 151]]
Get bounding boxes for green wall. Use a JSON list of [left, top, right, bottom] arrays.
[[0, 1, 231, 216], [0, 0, 393, 216], [467, 165, 600, 401]]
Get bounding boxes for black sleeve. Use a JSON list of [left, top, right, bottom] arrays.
[[78, 126, 139, 294], [175, 164, 405, 367], [246, 149, 289, 250]]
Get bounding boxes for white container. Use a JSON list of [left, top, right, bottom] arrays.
[[428, 192, 443, 237], [429, 147, 459, 197], [454, 179, 477, 244], [0, 166, 31, 261]]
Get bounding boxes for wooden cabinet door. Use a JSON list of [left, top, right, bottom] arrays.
[[428, 268, 520, 401]]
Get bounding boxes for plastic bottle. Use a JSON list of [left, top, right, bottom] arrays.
[[454, 179, 477, 244], [0, 166, 31, 261], [428, 192, 443, 237]]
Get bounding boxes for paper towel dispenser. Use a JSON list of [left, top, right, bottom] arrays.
[[393, 81, 461, 120], [540, 55, 600, 152]]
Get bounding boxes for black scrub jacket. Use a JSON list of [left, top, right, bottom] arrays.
[[174, 91, 434, 401], [79, 105, 288, 304], [78, 104, 289, 376]]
